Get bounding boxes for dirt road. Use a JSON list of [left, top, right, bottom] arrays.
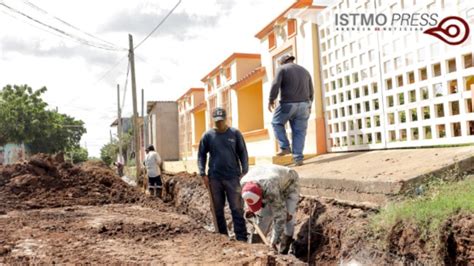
[[0, 154, 472, 265], [0, 204, 298, 264]]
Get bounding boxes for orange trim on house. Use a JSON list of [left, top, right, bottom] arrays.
[[255, 0, 314, 39], [190, 101, 207, 113], [268, 32, 276, 50], [176, 87, 204, 102], [242, 128, 269, 141], [287, 19, 297, 37], [315, 117, 327, 154], [200, 53, 261, 82], [230, 67, 266, 91]]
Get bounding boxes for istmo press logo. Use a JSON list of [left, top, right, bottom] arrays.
[[334, 12, 470, 45]]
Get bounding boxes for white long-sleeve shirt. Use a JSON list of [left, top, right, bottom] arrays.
[[144, 151, 162, 177]]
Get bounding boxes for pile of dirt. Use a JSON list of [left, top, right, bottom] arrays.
[[161, 172, 212, 225], [0, 154, 147, 212]]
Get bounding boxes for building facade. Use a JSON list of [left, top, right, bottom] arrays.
[[313, 0, 474, 152], [147, 101, 179, 161], [253, 0, 328, 160], [177, 88, 205, 160], [170, 0, 473, 167]]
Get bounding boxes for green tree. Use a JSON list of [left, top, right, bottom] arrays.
[[0, 84, 86, 153], [100, 141, 118, 166], [70, 147, 88, 164]]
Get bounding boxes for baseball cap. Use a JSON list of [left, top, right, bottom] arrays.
[[279, 54, 295, 64], [242, 182, 263, 213], [212, 107, 226, 121]]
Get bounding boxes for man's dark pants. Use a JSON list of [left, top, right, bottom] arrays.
[[209, 177, 248, 241]]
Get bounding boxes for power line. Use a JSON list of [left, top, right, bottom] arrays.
[[62, 54, 128, 108], [134, 0, 182, 50], [121, 60, 130, 112], [19, 0, 126, 51], [92, 55, 128, 86], [0, 2, 123, 52]]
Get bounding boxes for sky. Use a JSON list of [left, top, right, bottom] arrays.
[[0, 0, 297, 157]]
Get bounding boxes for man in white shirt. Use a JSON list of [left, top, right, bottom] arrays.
[[144, 145, 163, 197]]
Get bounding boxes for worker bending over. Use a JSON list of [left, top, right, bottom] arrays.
[[241, 164, 300, 254]]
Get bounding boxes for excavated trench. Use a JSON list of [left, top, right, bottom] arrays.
[[0, 154, 471, 264], [162, 172, 474, 265]]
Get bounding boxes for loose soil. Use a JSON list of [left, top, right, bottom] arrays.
[[0, 154, 472, 265]]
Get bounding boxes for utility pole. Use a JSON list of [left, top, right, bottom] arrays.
[[129, 34, 141, 181], [141, 88, 145, 117], [117, 84, 123, 163]]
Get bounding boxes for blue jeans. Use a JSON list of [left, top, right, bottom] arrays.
[[209, 177, 248, 241], [272, 101, 311, 162]]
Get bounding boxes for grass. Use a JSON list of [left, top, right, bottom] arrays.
[[370, 177, 474, 239]]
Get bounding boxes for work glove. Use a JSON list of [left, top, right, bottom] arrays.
[[244, 210, 255, 219]]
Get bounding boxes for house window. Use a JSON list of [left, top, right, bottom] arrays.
[[268, 32, 276, 50], [216, 75, 221, 87], [287, 19, 296, 36]]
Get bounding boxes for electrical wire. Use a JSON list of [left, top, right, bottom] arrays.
[[92, 55, 128, 86], [19, 0, 126, 51], [134, 0, 182, 50], [121, 60, 130, 112], [0, 2, 123, 51]]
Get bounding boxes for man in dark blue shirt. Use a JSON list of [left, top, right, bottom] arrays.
[[198, 107, 248, 242]]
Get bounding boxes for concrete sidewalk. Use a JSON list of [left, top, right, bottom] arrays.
[[295, 146, 474, 206]]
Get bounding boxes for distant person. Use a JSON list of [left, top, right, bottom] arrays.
[[198, 107, 249, 242], [144, 145, 163, 198], [268, 54, 314, 166], [113, 161, 124, 177], [241, 164, 300, 254]]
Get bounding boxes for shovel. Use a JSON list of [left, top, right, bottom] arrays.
[[247, 217, 271, 247]]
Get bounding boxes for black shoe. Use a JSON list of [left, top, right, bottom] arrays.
[[294, 160, 304, 166], [276, 148, 291, 156]]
